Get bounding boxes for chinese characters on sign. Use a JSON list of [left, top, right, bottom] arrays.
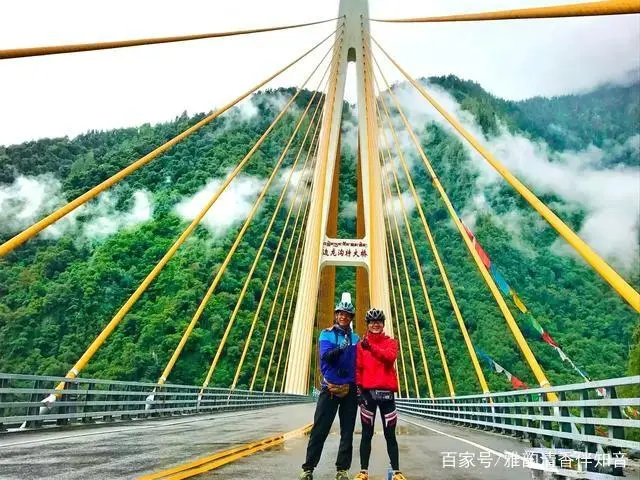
[[321, 239, 368, 264], [440, 450, 627, 470]]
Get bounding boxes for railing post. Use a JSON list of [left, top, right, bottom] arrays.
[[120, 384, 132, 421], [155, 385, 164, 417], [512, 393, 523, 439], [0, 376, 7, 432], [608, 385, 625, 476], [580, 388, 597, 473], [103, 383, 115, 422], [557, 391, 573, 449], [492, 396, 503, 434], [540, 393, 554, 449], [526, 393, 539, 447], [481, 397, 490, 430], [57, 380, 77, 426], [80, 381, 93, 424], [164, 384, 174, 417], [26, 379, 44, 428]]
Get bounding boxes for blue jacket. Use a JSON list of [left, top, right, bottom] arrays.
[[319, 325, 359, 386]]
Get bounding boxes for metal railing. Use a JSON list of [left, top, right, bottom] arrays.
[[0, 373, 311, 431], [397, 376, 640, 477]]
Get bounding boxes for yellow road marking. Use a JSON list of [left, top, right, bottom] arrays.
[[138, 423, 312, 480]]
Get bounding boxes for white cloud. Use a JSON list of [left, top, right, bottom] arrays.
[[342, 200, 357, 219], [174, 174, 265, 237], [0, 174, 153, 239], [227, 91, 294, 126], [84, 190, 153, 239], [0, 175, 66, 234], [384, 190, 416, 221], [391, 82, 640, 272], [1, 0, 638, 145], [341, 105, 359, 155]]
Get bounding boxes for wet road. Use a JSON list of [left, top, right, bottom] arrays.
[[0, 403, 532, 479], [204, 410, 532, 480]]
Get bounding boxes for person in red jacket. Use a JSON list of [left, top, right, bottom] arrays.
[[354, 308, 406, 480]]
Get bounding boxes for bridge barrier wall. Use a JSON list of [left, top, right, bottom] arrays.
[[0, 373, 312, 431], [397, 376, 640, 477]]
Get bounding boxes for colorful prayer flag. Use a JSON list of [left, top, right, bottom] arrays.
[[510, 376, 529, 390], [490, 265, 511, 296], [527, 316, 545, 336], [476, 349, 495, 370], [511, 291, 528, 313], [459, 217, 592, 387], [554, 346, 569, 362], [541, 331, 559, 348], [463, 225, 491, 269]]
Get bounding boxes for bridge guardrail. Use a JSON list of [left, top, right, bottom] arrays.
[[0, 373, 312, 431], [396, 375, 640, 477]]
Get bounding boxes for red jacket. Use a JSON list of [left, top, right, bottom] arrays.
[[356, 332, 399, 392]]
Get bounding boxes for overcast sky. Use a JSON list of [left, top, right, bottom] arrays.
[[1, 0, 638, 146]]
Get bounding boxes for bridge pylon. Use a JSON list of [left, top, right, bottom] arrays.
[[284, 0, 391, 395]]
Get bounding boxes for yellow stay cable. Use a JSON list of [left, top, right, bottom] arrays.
[[378, 108, 455, 397], [230, 102, 325, 390], [371, 0, 640, 23], [53, 41, 331, 389], [380, 144, 435, 398], [274, 245, 309, 393], [383, 193, 421, 397], [264, 230, 307, 392], [381, 167, 432, 398], [372, 56, 557, 400], [199, 73, 330, 391], [375, 72, 490, 395], [1, 18, 339, 59], [386, 247, 411, 397], [307, 305, 321, 392], [379, 281, 402, 397], [162, 83, 325, 387], [273, 288, 297, 392], [0, 28, 341, 258], [277, 317, 294, 393], [248, 162, 314, 391], [372, 37, 640, 313]]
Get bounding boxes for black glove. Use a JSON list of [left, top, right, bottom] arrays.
[[357, 386, 366, 406], [361, 337, 370, 350], [322, 347, 342, 363]]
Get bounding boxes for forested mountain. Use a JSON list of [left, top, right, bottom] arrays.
[[0, 78, 638, 396]]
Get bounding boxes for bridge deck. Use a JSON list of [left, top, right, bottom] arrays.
[[0, 403, 531, 479]]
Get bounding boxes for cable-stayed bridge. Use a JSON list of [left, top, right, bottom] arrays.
[[1, 1, 639, 479]]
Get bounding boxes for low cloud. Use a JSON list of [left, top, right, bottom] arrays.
[[389, 82, 640, 273], [342, 200, 357, 219], [218, 91, 297, 135], [174, 174, 265, 237], [84, 190, 153, 239], [341, 105, 359, 156], [0, 174, 153, 240], [278, 165, 314, 209], [384, 190, 416, 222], [0, 174, 67, 236]]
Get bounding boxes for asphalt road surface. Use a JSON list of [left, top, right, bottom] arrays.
[[0, 403, 533, 479]]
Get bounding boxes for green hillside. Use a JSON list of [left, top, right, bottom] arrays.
[[0, 79, 638, 395]]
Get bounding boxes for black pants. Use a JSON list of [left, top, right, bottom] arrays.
[[302, 384, 358, 471], [359, 389, 399, 470]]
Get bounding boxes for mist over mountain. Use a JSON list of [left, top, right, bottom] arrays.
[[0, 78, 637, 395]]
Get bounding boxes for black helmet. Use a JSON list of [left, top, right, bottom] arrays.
[[365, 308, 385, 323], [335, 300, 355, 316]]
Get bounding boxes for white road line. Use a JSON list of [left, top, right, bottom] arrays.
[[400, 416, 508, 459], [0, 410, 258, 448]]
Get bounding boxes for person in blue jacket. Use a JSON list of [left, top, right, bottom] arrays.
[[299, 294, 360, 480]]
